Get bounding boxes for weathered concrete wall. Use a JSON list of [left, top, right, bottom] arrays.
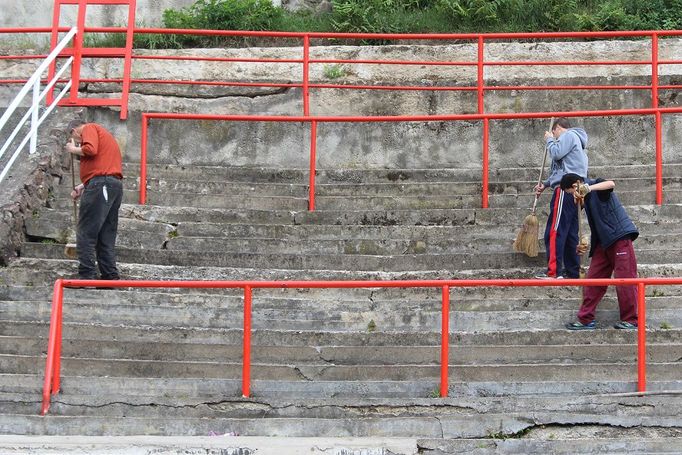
[[1, 39, 681, 171], [0, 109, 72, 264]]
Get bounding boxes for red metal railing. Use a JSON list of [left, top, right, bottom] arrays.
[[1, 27, 681, 207], [139, 107, 682, 209], [41, 276, 682, 415]]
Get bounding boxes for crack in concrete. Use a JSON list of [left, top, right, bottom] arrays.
[[368, 290, 377, 311], [293, 366, 314, 381], [433, 415, 445, 439], [42, 397, 278, 412]]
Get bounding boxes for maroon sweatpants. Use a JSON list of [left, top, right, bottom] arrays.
[[578, 238, 638, 325]]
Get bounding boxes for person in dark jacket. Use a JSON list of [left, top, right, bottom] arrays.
[[560, 173, 639, 330]]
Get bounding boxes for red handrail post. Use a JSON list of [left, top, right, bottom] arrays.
[[482, 118, 490, 209], [440, 285, 450, 397], [41, 279, 64, 415], [242, 285, 252, 398], [308, 120, 317, 211], [69, 0, 87, 103], [303, 34, 310, 116], [477, 36, 489, 209], [637, 283, 647, 392], [46, 0, 62, 106], [139, 113, 148, 204], [53, 285, 64, 394], [655, 110, 663, 206], [119, 0, 137, 120], [651, 33, 662, 206]]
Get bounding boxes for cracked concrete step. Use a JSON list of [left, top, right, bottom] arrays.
[[25, 211, 173, 249], [5, 281, 682, 306], [2, 399, 682, 437], [18, 241, 682, 272], [107, 202, 682, 227], [3, 285, 680, 313], [1, 257, 457, 285], [0, 435, 680, 455], [152, 232, 682, 255], [47, 188, 682, 211], [24, 207, 682, 256], [3, 372, 682, 399], [0, 435, 420, 455], [172, 220, 682, 239], [3, 335, 681, 366], [19, 242, 551, 271], [2, 353, 679, 383], [122, 175, 680, 199], [420, 436, 682, 455], [119, 163, 682, 184], [3, 296, 681, 332], [3, 320, 682, 347], [4, 258, 682, 291], [3, 393, 682, 424]]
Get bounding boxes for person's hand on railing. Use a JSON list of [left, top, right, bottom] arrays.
[[71, 183, 84, 200]]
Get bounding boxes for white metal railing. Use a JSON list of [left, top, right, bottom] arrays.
[[0, 27, 77, 183]]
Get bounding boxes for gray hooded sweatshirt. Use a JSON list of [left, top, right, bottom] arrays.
[[543, 127, 588, 189]]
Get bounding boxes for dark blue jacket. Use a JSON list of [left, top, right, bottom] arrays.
[[583, 178, 639, 257]]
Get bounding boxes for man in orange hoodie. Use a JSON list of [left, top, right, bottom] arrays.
[[65, 119, 123, 282]]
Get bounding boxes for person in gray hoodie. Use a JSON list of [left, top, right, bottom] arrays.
[[533, 118, 589, 279]]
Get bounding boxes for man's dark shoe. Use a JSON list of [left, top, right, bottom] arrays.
[[614, 321, 637, 329], [566, 320, 596, 330]]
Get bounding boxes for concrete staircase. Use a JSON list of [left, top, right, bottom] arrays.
[[1, 161, 682, 453]]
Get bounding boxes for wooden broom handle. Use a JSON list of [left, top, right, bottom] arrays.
[[71, 154, 78, 227], [531, 118, 554, 213]]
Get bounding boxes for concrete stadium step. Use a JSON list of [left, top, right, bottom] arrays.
[[4, 284, 680, 314], [3, 319, 682, 350], [19, 241, 552, 271], [2, 292, 681, 331], [4, 257, 682, 289], [421, 436, 682, 455], [3, 371, 681, 402], [120, 163, 682, 186], [24, 205, 682, 246], [3, 334, 681, 368], [0, 435, 420, 455], [47, 188, 681, 211], [2, 392, 682, 437], [17, 240, 682, 271], [1, 435, 680, 455]]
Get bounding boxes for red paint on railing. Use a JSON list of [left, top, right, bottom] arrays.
[[440, 285, 450, 398], [40, 276, 682, 415], [637, 283, 647, 392], [140, 114, 148, 205], [482, 118, 490, 209], [138, 107, 682, 206], [309, 120, 317, 211], [242, 286, 252, 398], [303, 34, 310, 116], [41, 279, 64, 415]]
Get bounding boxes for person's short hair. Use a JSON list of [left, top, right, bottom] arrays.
[[552, 117, 572, 131], [560, 173, 583, 190], [67, 119, 86, 132]]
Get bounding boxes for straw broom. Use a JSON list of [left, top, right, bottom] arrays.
[[513, 121, 553, 257], [64, 154, 78, 259], [576, 186, 590, 278]]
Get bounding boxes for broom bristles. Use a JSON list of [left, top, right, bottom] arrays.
[[64, 243, 78, 259], [513, 213, 539, 257]]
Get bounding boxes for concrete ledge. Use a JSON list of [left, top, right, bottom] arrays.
[[0, 435, 419, 455]]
